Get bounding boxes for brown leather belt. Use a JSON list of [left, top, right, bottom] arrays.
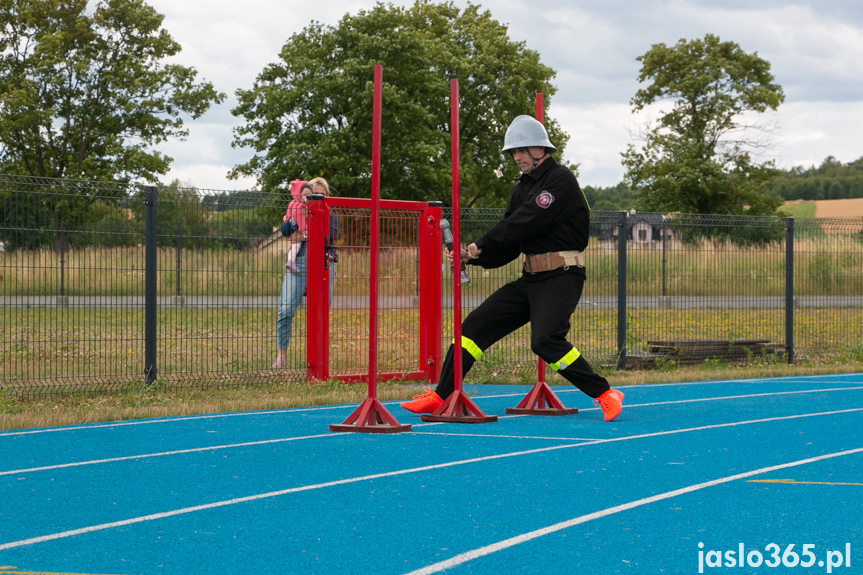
[[523, 250, 584, 274]]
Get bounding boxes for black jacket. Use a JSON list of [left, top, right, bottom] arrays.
[[471, 157, 590, 270]]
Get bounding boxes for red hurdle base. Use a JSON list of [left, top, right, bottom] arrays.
[[420, 390, 498, 423], [329, 398, 412, 433], [505, 381, 578, 416]]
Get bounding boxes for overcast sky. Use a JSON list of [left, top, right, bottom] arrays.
[[146, 0, 863, 191]]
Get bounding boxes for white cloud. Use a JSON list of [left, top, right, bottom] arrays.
[[554, 102, 634, 187], [140, 0, 863, 190], [689, 3, 863, 101], [772, 101, 863, 169], [162, 163, 256, 193]]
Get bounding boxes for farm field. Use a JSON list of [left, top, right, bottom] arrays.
[[815, 197, 863, 218], [781, 198, 863, 218]]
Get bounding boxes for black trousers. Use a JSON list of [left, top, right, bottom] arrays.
[[434, 270, 610, 400]]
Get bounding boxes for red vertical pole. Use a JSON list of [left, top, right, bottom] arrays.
[[330, 64, 410, 432], [535, 93, 546, 387], [451, 80, 464, 396], [421, 79, 496, 423], [368, 64, 383, 399]]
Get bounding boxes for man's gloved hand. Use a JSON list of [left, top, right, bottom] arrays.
[[280, 218, 298, 237]]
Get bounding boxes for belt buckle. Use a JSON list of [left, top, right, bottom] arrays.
[[525, 254, 536, 275]]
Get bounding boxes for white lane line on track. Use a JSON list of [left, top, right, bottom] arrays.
[[0, 433, 333, 477], [595, 385, 863, 410], [409, 432, 605, 441], [1, 407, 861, 551], [470, 384, 863, 401], [2, 374, 860, 438], [600, 372, 863, 390], [399, 445, 863, 575], [2, 386, 862, 476], [0, 405, 351, 437]]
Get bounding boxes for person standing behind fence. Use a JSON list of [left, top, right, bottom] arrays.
[[400, 115, 624, 421], [272, 177, 337, 369], [283, 180, 309, 275]]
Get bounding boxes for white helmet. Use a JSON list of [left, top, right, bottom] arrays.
[[500, 115, 557, 154]]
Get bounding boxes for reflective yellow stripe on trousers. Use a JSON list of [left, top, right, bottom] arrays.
[[453, 336, 483, 360], [550, 346, 580, 371]]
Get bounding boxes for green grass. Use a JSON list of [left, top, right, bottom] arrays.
[[4, 305, 862, 392], [2, 360, 861, 431], [778, 201, 817, 218]]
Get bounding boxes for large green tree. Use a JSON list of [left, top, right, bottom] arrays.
[[622, 34, 785, 216], [0, 0, 225, 181], [230, 0, 563, 206]]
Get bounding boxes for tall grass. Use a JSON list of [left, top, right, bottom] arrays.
[[0, 306, 429, 391], [586, 236, 863, 297], [3, 360, 861, 431], [4, 306, 862, 394], [0, 244, 428, 297], [3, 235, 860, 298]]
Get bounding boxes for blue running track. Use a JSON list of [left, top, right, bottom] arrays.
[[1, 373, 861, 574]]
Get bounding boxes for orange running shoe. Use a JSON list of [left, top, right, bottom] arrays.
[[400, 388, 443, 414], [594, 388, 624, 422]]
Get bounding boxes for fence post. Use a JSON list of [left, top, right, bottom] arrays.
[[785, 217, 794, 364], [57, 222, 67, 303], [144, 185, 158, 385], [617, 211, 628, 370], [661, 215, 667, 297], [175, 220, 182, 298]]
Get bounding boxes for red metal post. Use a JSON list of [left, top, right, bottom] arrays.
[[330, 64, 410, 433], [535, 93, 544, 124], [422, 79, 496, 423], [451, 80, 463, 394], [535, 93, 547, 386], [368, 64, 383, 399]]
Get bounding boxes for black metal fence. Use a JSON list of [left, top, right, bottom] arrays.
[[2, 174, 862, 397]]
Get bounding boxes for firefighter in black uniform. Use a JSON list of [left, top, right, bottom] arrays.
[[401, 115, 624, 421]]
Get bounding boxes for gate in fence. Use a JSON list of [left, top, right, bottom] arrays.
[[304, 196, 443, 384]]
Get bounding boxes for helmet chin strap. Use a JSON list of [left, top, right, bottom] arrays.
[[527, 148, 548, 174]]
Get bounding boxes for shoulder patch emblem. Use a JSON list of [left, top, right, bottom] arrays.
[[536, 190, 555, 209]]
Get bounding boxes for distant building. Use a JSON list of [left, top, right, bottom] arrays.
[[597, 212, 682, 251]]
